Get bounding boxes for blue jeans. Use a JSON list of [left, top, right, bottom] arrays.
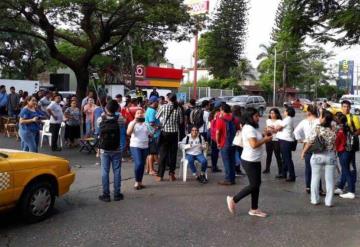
[[85, 121, 92, 136], [100, 151, 122, 196], [305, 152, 323, 191], [211, 140, 219, 171], [19, 129, 38, 153], [186, 153, 208, 174], [338, 151, 356, 193], [235, 146, 243, 167], [130, 147, 149, 182], [279, 140, 296, 179], [220, 146, 236, 183]]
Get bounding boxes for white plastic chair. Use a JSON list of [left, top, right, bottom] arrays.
[[40, 121, 65, 148], [178, 142, 208, 182]]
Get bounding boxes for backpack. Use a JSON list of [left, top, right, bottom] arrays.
[[223, 117, 236, 147], [186, 135, 202, 145], [190, 107, 204, 129], [99, 117, 120, 151]]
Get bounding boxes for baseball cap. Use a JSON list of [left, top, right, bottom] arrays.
[[149, 96, 159, 103]]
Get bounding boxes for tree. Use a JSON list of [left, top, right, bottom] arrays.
[[0, 0, 197, 98], [198, 0, 248, 78], [0, 33, 54, 79]]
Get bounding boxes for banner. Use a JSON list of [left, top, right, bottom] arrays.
[[185, 0, 209, 15], [338, 60, 354, 93]]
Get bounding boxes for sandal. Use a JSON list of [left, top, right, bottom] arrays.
[[149, 171, 157, 176], [248, 209, 267, 218]]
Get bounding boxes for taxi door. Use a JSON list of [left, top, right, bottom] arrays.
[[0, 154, 13, 207]]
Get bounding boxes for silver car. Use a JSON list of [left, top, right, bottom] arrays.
[[227, 95, 267, 116]]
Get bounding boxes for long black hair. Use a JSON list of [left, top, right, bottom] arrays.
[[242, 107, 259, 129], [268, 108, 282, 120], [320, 109, 333, 128]]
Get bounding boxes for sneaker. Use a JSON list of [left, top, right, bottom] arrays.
[[218, 181, 235, 186], [212, 168, 222, 173], [248, 209, 267, 218], [201, 175, 208, 184], [275, 175, 286, 179], [98, 194, 111, 202], [334, 188, 344, 195], [262, 169, 270, 174], [226, 196, 236, 214], [340, 192, 355, 199], [114, 193, 124, 201]]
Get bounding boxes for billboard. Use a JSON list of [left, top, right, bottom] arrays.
[[185, 0, 209, 15], [338, 60, 354, 93]]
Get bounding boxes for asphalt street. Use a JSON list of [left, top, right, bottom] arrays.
[[1, 109, 360, 247]]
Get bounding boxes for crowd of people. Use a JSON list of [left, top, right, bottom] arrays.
[[0, 84, 358, 217]]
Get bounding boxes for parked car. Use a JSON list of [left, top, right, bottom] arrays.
[[284, 98, 312, 110], [196, 97, 224, 106], [218, 96, 234, 102], [0, 149, 75, 223], [227, 95, 267, 116]]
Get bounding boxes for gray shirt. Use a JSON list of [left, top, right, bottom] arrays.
[[65, 107, 81, 126]]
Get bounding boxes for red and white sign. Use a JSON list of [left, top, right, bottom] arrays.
[[135, 65, 145, 77], [185, 0, 209, 15]]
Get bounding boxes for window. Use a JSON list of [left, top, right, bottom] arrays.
[[253, 97, 259, 103]]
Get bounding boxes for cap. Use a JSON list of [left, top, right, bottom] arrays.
[[149, 96, 159, 103]]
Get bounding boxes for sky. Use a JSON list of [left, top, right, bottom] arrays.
[[165, 0, 360, 83]]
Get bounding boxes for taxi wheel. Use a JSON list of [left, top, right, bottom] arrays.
[[355, 109, 360, 115], [20, 181, 55, 223]]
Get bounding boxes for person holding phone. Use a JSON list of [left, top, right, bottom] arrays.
[[226, 108, 272, 217], [19, 96, 42, 152], [127, 109, 150, 190]]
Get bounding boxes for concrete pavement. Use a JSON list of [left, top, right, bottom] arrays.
[[1, 110, 360, 247]]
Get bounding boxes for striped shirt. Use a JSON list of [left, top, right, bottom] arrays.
[[156, 103, 183, 133]]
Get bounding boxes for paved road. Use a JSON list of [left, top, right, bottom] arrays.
[[1, 109, 360, 247]]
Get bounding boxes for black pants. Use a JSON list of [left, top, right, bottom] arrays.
[[49, 123, 61, 150], [158, 132, 178, 177], [265, 141, 282, 174], [233, 160, 261, 210]]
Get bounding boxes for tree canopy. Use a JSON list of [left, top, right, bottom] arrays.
[[0, 0, 198, 98], [198, 0, 248, 79]]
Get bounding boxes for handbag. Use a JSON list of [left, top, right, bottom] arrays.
[[349, 114, 360, 151], [308, 136, 326, 153], [232, 130, 243, 147]]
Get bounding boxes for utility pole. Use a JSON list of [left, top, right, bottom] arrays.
[[357, 65, 359, 95], [273, 48, 277, 107]]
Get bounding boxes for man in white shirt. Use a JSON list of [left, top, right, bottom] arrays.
[[180, 126, 208, 184], [47, 94, 64, 151]]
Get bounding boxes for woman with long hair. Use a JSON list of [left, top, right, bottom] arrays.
[[19, 96, 42, 152], [263, 108, 283, 175], [127, 109, 150, 190], [226, 108, 272, 217], [276, 107, 296, 182], [301, 110, 337, 206]]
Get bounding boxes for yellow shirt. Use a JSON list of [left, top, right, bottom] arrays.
[[346, 114, 360, 131]]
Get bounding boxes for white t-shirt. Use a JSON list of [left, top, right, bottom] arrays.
[[241, 124, 263, 162], [199, 110, 210, 133], [294, 118, 320, 143], [130, 122, 149, 149], [181, 134, 206, 156], [47, 101, 64, 124], [276, 116, 295, 142], [266, 119, 282, 141]]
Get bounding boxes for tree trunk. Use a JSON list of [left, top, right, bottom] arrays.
[[74, 68, 89, 101]]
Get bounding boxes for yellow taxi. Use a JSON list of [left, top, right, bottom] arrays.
[[0, 149, 75, 222]]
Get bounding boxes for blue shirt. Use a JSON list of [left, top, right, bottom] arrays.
[[145, 107, 160, 138], [19, 107, 41, 132], [0, 92, 8, 108]]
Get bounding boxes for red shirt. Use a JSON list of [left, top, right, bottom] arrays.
[[335, 128, 346, 153], [215, 113, 239, 148]]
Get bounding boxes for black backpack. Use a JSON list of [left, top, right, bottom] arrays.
[[190, 107, 204, 129], [186, 135, 202, 145], [99, 117, 120, 151]]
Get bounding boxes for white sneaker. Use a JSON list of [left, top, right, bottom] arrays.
[[226, 196, 236, 214], [334, 188, 344, 195], [340, 192, 355, 199]]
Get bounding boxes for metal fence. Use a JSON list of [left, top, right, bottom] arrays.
[[179, 87, 234, 101]]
